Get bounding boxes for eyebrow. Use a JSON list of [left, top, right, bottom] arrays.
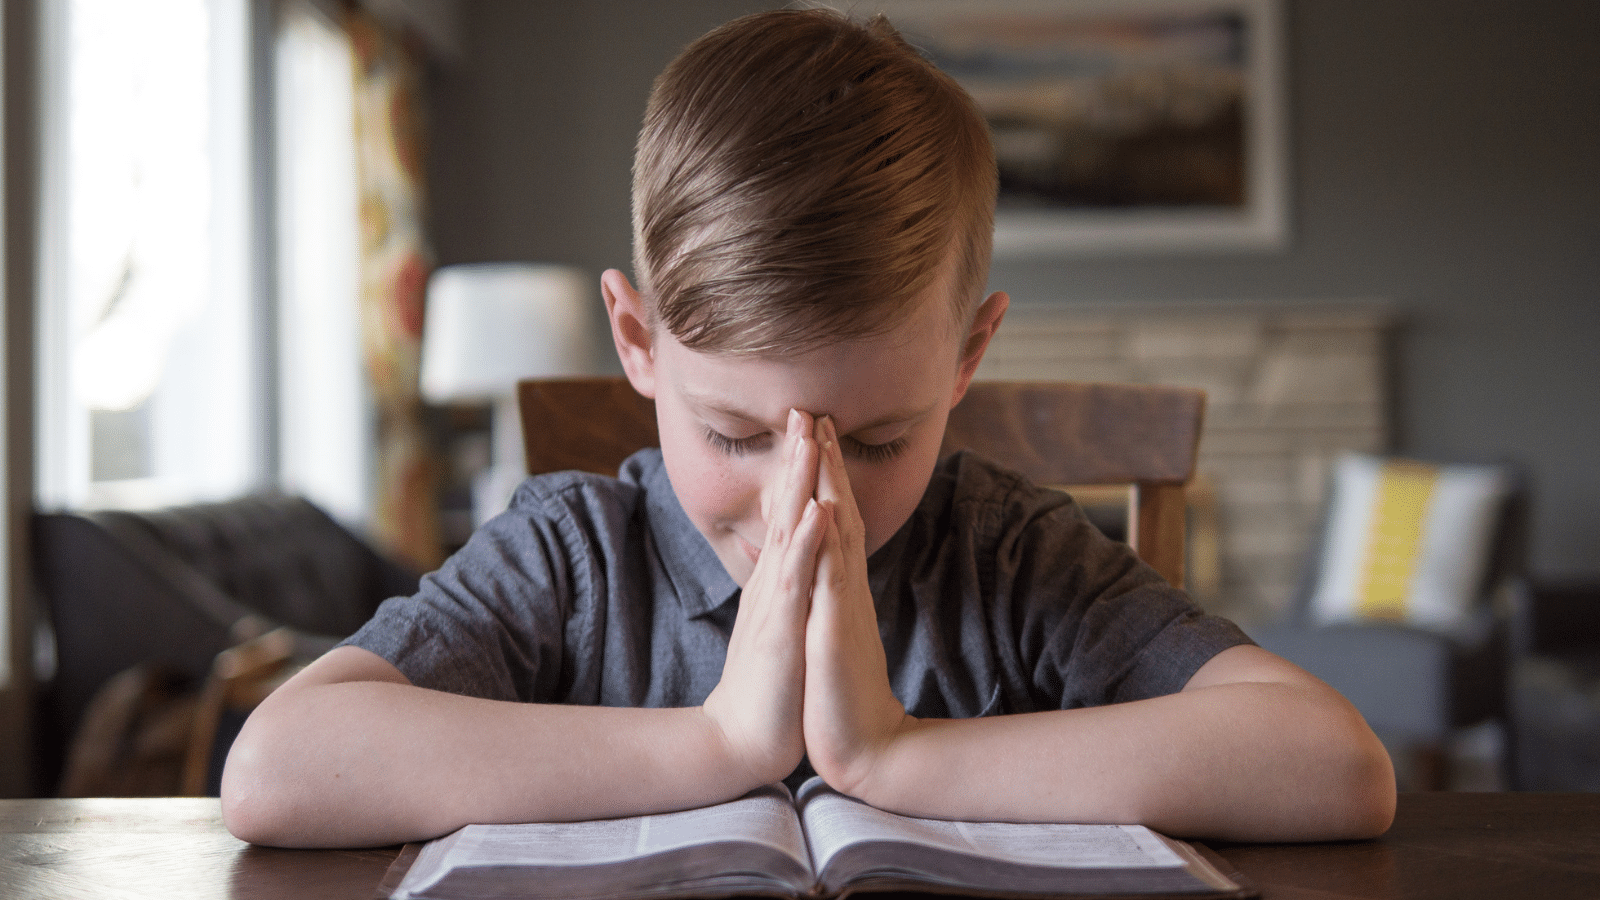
[[682, 389, 938, 433]]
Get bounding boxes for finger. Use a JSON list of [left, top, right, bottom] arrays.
[[735, 493, 823, 660], [814, 417, 865, 553], [812, 498, 846, 612], [745, 411, 813, 602], [776, 498, 827, 609], [764, 409, 818, 553], [739, 497, 824, 659]]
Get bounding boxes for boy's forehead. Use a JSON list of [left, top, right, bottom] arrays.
[[658, 264, 969, 429], [666, 329, 954, 431], [681, 379, 940, 431]]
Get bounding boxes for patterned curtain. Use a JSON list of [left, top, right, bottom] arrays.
[[347, 7, 442, 570]]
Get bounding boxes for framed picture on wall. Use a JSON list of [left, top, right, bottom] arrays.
[[846, 0, 1290, 256]]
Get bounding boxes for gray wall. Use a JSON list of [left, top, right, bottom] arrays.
[[427, 0, 1600, 579]]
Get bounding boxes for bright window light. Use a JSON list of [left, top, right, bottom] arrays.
[[39, 0, 258, 509], [276, 3, 371, 527]]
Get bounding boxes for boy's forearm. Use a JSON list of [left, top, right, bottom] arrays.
[[222, 680, 766, 848], [847, 678, 1395, 843]]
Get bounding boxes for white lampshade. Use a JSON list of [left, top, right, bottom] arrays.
[[420, 263, 599, 404], [420, 262, 602, 526]]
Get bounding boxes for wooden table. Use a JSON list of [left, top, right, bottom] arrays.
[[1212, 792, 1600, 899], [1, 793, 1597, 899]]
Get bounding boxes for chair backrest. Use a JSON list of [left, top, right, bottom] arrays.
[[940, 381, 1204, 587], [30, 494, 417, 796], [519, 377, 1205, 586], [520, 377, 659, 478]]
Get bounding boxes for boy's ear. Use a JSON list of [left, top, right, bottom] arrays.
[[601, 269, 658, 399], [950, 291, 1009, 407]]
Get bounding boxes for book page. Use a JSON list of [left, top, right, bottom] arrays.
[[796, 778, 1184, 874], [394, 784, 811, 899], [637, 784, 809, 867]]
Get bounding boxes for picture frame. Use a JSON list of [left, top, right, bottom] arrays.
[[851, 0, 1290, 256]]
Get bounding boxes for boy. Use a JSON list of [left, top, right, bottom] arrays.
[[222, 8, 1394, 849]]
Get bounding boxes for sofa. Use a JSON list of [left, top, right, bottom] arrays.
[[31, 493, 419, 795]]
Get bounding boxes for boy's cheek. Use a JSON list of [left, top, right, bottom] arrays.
[[851, 460, 933, 557], [668, 440, 769, 532]]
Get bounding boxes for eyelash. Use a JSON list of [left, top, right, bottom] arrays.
[[702, 428, 910, 463], [703, 429, 767, 457], [851, 436, 910, 464]]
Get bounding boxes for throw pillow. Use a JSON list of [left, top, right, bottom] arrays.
[[1308, 453, 1511, 631]]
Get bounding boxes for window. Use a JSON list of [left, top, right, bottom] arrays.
[[37, 0, 259, 511], [275, 2, 370, 525]]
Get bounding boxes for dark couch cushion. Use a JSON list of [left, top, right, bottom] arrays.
[[32, 493, 419, 795], [96, 495, 416, 637]]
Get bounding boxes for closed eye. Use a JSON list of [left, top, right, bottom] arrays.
[[704, 426, 909, 462], [704, 427, 770, 457], [844, 435, 910, 464]]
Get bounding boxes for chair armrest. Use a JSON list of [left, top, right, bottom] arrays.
[[1513, 578, 1600, 658]]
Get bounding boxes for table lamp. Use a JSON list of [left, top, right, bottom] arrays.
[[421, 262, 601, 525]]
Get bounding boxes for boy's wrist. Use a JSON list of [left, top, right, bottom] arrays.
[[812, 710, 921, 803], [694, 704, 803, 792]]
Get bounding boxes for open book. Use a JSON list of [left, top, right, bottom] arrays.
[[382, 778, 1253, 899]]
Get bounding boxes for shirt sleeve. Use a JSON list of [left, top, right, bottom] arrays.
[[340, 473, 634, 703], [985, 468, 1254, 708]]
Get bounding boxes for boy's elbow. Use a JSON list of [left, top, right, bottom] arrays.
[[220, 734, 291, 846], [1354, 737, 1398, 837], [1355, 789, 1398, 841], [1333, 742, 1397, 839], [1318, 707, 1398, 840], [1235, 683, 1398, 842], [220, 713, 324, 848], [220, 779, 275, 847]]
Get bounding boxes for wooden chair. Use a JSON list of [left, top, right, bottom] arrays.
[[520, 377, 660, 479], [519, 377, 1205, 586], [940, 381, 1204, 587], [1249, 457, 1529, 789], [181, 626, 303, 796], [56, 624, 308, 798]]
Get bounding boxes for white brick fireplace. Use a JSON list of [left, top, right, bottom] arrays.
[[976, 302, 1396, 625]]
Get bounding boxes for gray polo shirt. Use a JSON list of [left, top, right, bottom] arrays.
[[345, 449, 1249, 727]]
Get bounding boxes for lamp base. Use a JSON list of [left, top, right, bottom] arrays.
[[472, 393, 530, 526], [472, 464, 528, 526]]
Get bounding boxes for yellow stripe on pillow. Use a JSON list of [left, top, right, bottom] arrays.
[[1357, 461, 1439, 620]]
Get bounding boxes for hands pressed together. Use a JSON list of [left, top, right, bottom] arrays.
[[701, 409, 913, 795]]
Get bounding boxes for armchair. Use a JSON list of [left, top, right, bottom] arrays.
[[1511, 578, 1600, 790], [1247, 454, 1528, 789]]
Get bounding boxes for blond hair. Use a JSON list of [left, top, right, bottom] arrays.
[[632, 8, 996, 354]]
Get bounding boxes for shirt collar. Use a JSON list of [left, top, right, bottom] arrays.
[[624, 449, 741, 618]]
